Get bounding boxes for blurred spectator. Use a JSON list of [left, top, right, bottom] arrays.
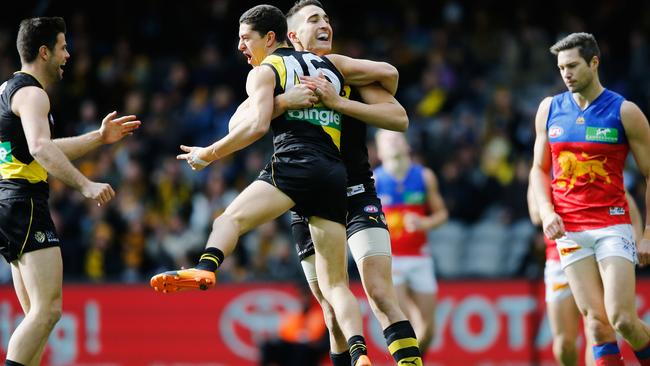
[[259, 283, 328, 366], [0, 0, 647, 282]]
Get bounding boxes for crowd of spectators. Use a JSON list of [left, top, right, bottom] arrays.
[[1, 0, 649, 283]]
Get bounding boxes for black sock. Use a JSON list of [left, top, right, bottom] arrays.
[[5, 360, 26, 366], [330, 351, 352, 366], [348, 335, 367, 365], [384, 320, 422, 365], [195, 247, 224, 272]]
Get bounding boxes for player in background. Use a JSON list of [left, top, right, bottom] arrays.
[[374, 130, 448, 357], [530, 32, 650, 366]]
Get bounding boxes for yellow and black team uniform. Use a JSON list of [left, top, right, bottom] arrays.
[[0, 72, 59, 262], [257, 47, 348, 224], [292, 88, 389, 261]]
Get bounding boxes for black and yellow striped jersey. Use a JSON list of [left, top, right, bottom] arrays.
[[0, 72, 50, 196], [262, 47, 349, 159]]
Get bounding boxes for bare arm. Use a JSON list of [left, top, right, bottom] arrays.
[[621, 100, 650, 266], [529, 97, 565, 239], [300, 76, 408, 131], [625, 190, 643, 243], [54, 111, 140, 160], [325, 54, 399, 95], [527, 183, 542, 226], [404, 168, 448, 232], [12, 87, 114, 205], [178, 66, 275, 169]]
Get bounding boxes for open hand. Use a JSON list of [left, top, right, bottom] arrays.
[[99, 111, 141, 144]]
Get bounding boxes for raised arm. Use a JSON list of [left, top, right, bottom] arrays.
[[178, 66, 275, 170], [13, 87, 114, 205], [529, 97, 565, 240], [54, 111, 140, 160], [621, 100, 650, 266], [325, 54, 399, 95]]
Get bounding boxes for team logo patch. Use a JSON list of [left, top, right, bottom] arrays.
[[548, 126, 564, 138], [556, 151, 610, 189], [364, 205, 379, 213], [34, 231, 46, 243]]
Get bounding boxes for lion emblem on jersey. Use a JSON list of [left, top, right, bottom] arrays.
[[556, 151, 611, 189]]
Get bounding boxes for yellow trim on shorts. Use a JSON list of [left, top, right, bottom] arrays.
[[18, 198, 34, 257], [388, 337, 419, 355]]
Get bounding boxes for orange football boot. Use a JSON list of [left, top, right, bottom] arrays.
[[150, 268, 215, 293]]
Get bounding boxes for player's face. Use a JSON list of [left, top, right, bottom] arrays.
[[48, 33, 69, 81], [238, 23, 269, 66], [377, 131, 408, 162], [292, 5, 332, 56], [557, 48, 595, 93]]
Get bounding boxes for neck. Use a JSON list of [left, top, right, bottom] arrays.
[[384, 156, 411, 179], [573, 78, 604, 108], [20, 64, 50, 89], [271, 42, 289, 52]]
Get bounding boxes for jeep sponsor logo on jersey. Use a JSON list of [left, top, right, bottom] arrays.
[[286, 107, 342, 130], [585, 127, 618, 143], [404, 191, 425, 204]]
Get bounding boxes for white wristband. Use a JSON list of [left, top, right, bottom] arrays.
[[190, 151, 209, 167]]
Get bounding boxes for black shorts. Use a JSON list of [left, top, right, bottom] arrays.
[[0, 196, 60, 262], [291, 188, 388, 261], [257, 149, 347, 225]]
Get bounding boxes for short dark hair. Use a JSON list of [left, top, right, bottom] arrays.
[[286, 0, 325, 20], [17, 17, 66, 64], [550, 32, 600, 64], [239, 5, 287, 44]]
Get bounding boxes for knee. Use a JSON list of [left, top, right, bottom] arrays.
[[609, 311, 637, 336], [585, 313, 615, 342], [365, 283, 391, 313], [35, 302, 62, 329], [553, 336, 577, 358], [213, 213, 239, 231]]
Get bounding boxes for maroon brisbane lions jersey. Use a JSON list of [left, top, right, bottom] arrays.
[[547, 89, 630, 232]]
